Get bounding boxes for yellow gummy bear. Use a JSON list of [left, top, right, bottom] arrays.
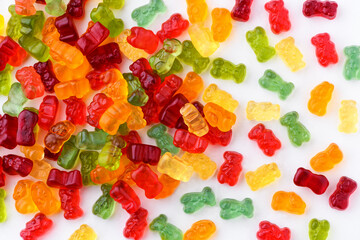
[[180, 103, 209, 137], [0, 14, 4, 34], [245, 163, 281, 191], [30, 160, 52, 181], [69, 224, 97, 240], [20, 144, 44, 161], [182, 152, 217, 180], [275, 37, 306, 72], [157, 153, 194, 182], [127, 105, 147, 130], [246, 101, 280, 121], [115, 29, 149, 62], [188, 23, 220, 57], [308, 81, 334, 116], [338, 100, 358, 133], [186, 0, 208, 24], [203, 84, 239, 112]]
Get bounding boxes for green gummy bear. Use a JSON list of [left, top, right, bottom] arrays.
[[75, 128, 108, 150], [92, 184, 116, 219], [280, 111, 310, 147], [45, 0, 66, 17], [259, 69, 294, 100], [131, 0, 167, 27], [90, 3, 124, 38], [7, 5, 23, 40], [246, 26, 276, 63], [0, 189, 6, 223], [210, 57, 246, 84], [19, 35, 50, 62], [2, 83, 28, 117], [0, 65, 13, 96], [98, 135, 126, 170], [309, 219, 330, 240], [150, 214, 183, 240], [180, 187, 216, 214], [150, 39, 183, 75], [159, 58, 183, 80], [220, 198, 254, 220], [123, 73, 149, 107], [178, 40, 210, 74], [343, 46, 360, 80], [103, 0, 125, 9], [20, 11, 45, 36], [57, 136, 80, 169], [80, 151, 99, 186], [147, 124, 179, 155], [117, 123, 130, 136]]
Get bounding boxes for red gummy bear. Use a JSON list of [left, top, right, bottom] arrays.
[[16, 66, 45, 99], [38, 96, 59, 131], [217, 151, 243, 186], [129, 58, 161, 93], [47, 169, 83, 189], [293, 167, 329, 195], [121, 131, 142, 155], [86, 64, 119, 90], [33, 60, 60, 93], [127, 143, 161, 165], [264, 0, 291, 34], [20, 213, 53, 240], [329, 176, 357, 210], [131, 164, 163, 199], [0, 114, 18, 150], [76, 22, 109, 56], [231, 0, 254, 22], [124, 207, 148, 240], [67, 0, 87, 18], [87, 93, 114, 128], [156, 13, 189, 42], [302, 0, 338, 20], [0, 157, 5, 187], [55, 14, 79, 45], [311, 32, 338, 67], [16, 109, 38, 146], [248, 123, 281, 157], [141, 93, 160, 125], [110, 180, 141, 214], [173, 129, 209, 153], [2, 154, 33, 177], [127, 27, 159, 54], [159, 94, 189, 128], [59, 188, 83, 220], [86, 42, 122, 70], [256, 221, 291, 240], [154, 74, 183, 106], [63, 97, 87, 125], [0, 36, 27, 71]]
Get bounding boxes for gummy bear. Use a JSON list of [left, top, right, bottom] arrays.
[[20, 213, 53, 240], [147, 124, 179, 155], [157, 13, 189, 42], [338, 100, 358, 133], [184, 220, 216, 240], [180, 187, 216, 214], [220, 198, 254, 219], [182, 152, 217, 180], [310, 143, 343, 172], [93, 184, 115, 219], [157, 152, 194, 182], [343, 46, 360, 80], [275, 37, 306, 72], [293, 167, 329, 195], [246, 27, 276, 62], [309, 218, 330, 240], [210, 58, 246, 84], [245, 163, 281, 191], [217, 151, 243, 186], [311, 33, 338, 67], [256, 221, 291, 240], [259, 69, 294, 100], [231, 0, 253, 22], [186, 0, 208, 24], [90, 3, 124, 38], [248, 123, 281, 157], [188, 23, 219, 57], [211, 8, 232, 42], [280, 111, 311, 147], [178, 40, 210, 74], [329, 176, 357, 210], [265, 0, 291, 34], [303, 0, 338, 20], [69, 224, 97, 240], [246, 101, 280, 121], [308, 81, 334, 116], [124, 207, 148, 240], [150, 214, 183, 240], [132, 0, 166, 27], [202, 84, 239, 112], [271, 191, 306, 215]]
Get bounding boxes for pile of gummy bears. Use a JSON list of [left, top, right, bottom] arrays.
[[0, 0, 358, 239]]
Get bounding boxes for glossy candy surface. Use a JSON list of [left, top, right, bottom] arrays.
[[184, 220, 216, 240], [2, 82, 27, 117], [186, 0, 208, 24], [343, 46, 360, 80], [265, 0, 291, 34], [211, 8, 232, 42], [150, 214, 183, 240], [150, 39, 183, 75], [188, 23, 219, 57], [220, 198, 254, 219], [256, 221, 291, 240], [231, 0, 253, 21], [311, 33, 338, 67], [69, 224, 97, 240], [245, 163, 281, 191], [16, 66, 44, 99], [0, 114, 18, 149], [131, 164, 163, 199], [293, 167, 329, 194], [127, 27, 159, 54], [124, 207, 148, 240], [246, 27, 276, 62], [309, 219, 330, 240], [248, 123, 281, 156], [115, 29, 149, 62], [280, 111, 311, 147], [329, 176, 357, 210], [157, 152, 194, 182], [217, 151, 243, 186], [20, 213, 53, 240], [34, 61, 60, 93], [31, 181, 60, 215], [182, 152, 216, 180], [157, 13, 189, 42], [203, 103, 236, 132], [275, 37, 306, 72], [210, 58, 246, 84], [2, 154, 33, 177], [180, 187, 216, 214], [92, 184, 115, 219], [303, 0, 338, 20], [178, 40, 210, 74], [202, 84, 238, 112], [110, 180, 141, 214], [55, 14, 79, 45], [132, 0, 166, 27], [147, 124, 179, 155], [44, 120, 75, 153], [47, 169, 83, 189], [91, 3, 124, 38], [246, 101, 280, 121], [76, 22, 109, 56], [338, 100, 358, 133], [259, 69, 294, 100], [310, 143, 343, 172], [59, 188, 83, 219], [271, 191, 306, 215]]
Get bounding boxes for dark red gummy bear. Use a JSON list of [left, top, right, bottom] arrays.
[[87, 93, 114, 128], [2, 154, 33, 177], [55, 14, 79, 45], [0, 157, 6, 187], [124, 207, 148, 240], [34, 60, 60, 93], [121, 131, 142, 155], [47, 169, 83, 189], [127, 143, 161, 166], [76, 22, 109, 56], [293, 167, 329, 195], [156, 13, 189, 42], [20, 213, 53, 240], [329, 176, 357, 210], [256, 221, 291, 240], [59, 188, 83, 220], [129, 58, 162, 93], [38, 95, 59, 131], [302, 0, 338, 20], [154, 74, 183, 106], [67, 0, 87, 18], [63, 97, 87, 125], [86, 42, 122, 70], [110, 180, 141, 214], [16, 109, 38, 146], [217, 151, 243, 186], [159, 93, 189, 128], [231, 0, 254, 22], [248, 123, 281, 157], [0, 114, 18, 150], [141, 93, 160, 125]]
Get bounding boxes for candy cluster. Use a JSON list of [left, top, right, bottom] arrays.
[[0, 0, 357, 239]]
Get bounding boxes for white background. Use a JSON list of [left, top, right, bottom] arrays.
[[1, 0, 360, 239]]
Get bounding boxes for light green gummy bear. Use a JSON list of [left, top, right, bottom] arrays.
[[20, 10, 45, 36], [92, 184, 116, 219], [159, 58, 183, 80], [259, 69, 294, 100], [90, 3, 124, 38], [45, 0, 66, 17], [80, 151, 99, 186], [220, 198, 254, 220], [103, 0, 125, 9], [180, 187, 216, 214], [19, 35, 50, 62], [150, 214, 183, 240], [98, 134, 126, 170], [7, 5, 23, 40], [2, 82, 28, 117], [246, 26, 276, 63], [148, 124, 179, 155], [123, 73, 149, 107], [0, 189, 6, 223], [343, 46, 360, 80], [280, 111, 310, 147], [57, 136, 80, 170], [149, 39, 183, 75], [309, 218, 330, 240], [75, 129, 108, 150], [210, 57, 246, 84], [131, 0, 167, 27], [178, 40, 210, 74], [0, 65, 13, 96]]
